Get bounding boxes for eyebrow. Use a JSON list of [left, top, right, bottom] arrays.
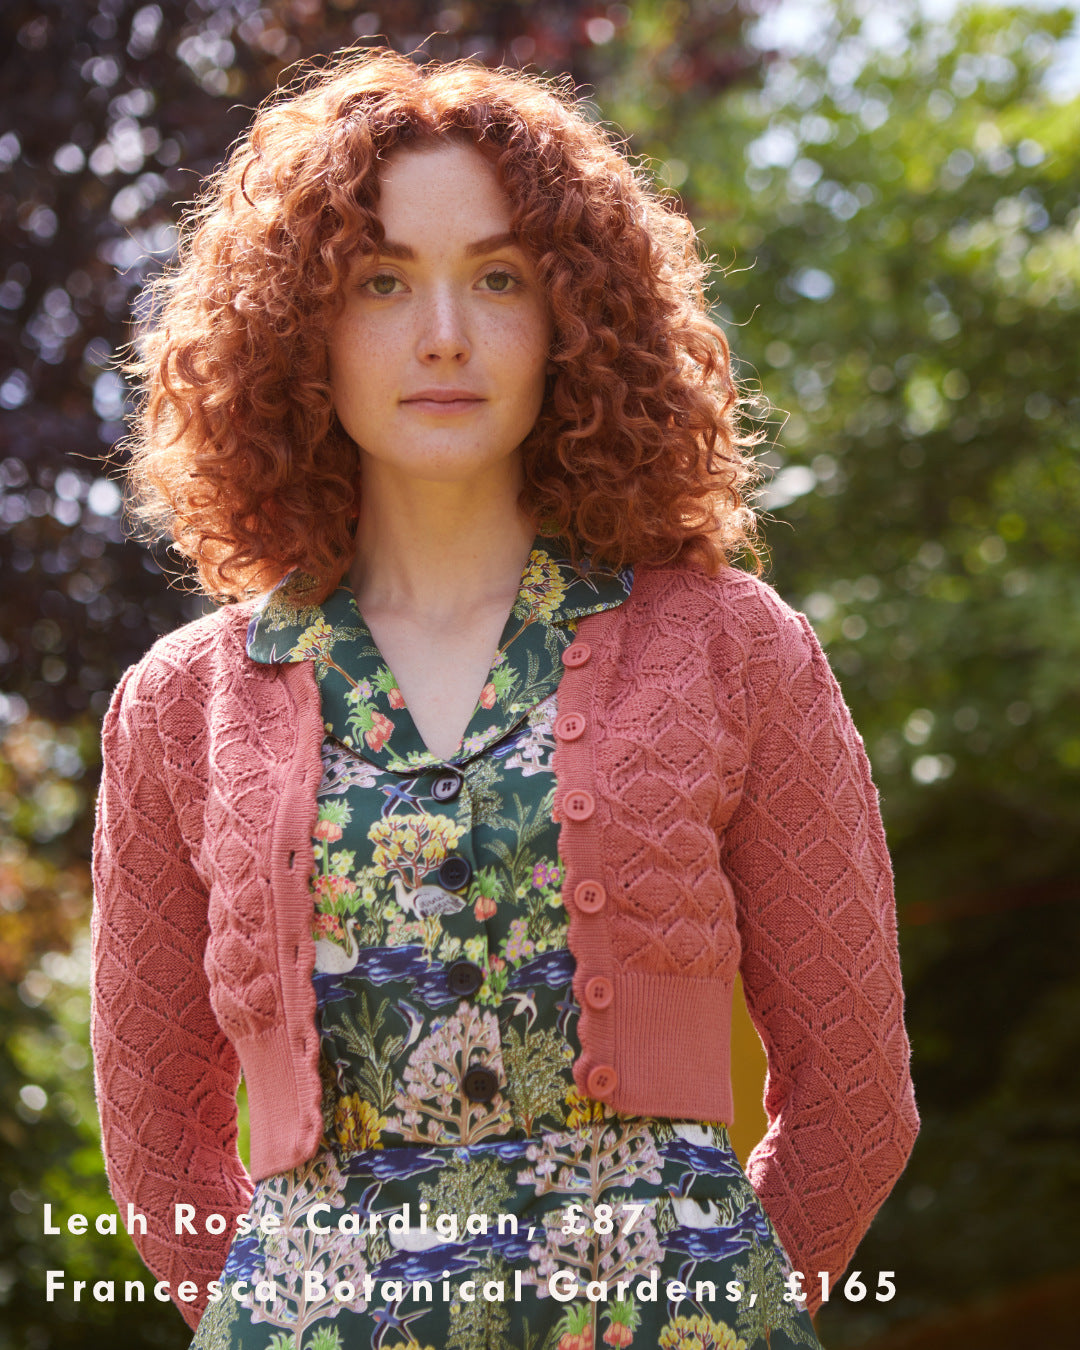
[[374, 231, 521, 261]]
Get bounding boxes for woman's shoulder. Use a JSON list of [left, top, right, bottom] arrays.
[[108, 601, 258, 714], [629, 561, 813, 646]]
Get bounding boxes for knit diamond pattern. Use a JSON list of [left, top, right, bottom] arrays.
[[91, 607, 324, 1330], [92, 568, 917, 1329], [553, 567, 918, 1313]]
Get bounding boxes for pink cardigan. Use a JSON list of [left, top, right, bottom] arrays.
[[91, 564, 918, 1328]]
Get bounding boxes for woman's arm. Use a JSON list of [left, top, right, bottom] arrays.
[[720, 594, 918, 1315], [91, 656, 253, 1331]]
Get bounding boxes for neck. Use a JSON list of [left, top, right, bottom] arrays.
[[348, 457, 537, 623]]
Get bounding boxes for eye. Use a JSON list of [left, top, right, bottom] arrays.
[[360, 271, 403, 297], [480, 269, 520, 293]]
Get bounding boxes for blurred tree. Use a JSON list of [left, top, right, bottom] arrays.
[[598, 1, 1080, 1342], [0, 3, 765, 1346]]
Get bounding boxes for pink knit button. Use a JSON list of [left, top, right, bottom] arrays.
[[563, 790, 595, 822], [587, 1064, 617, 1098], [554, 712, 586, 741], [584, 976, 613, 1009], [561, 642, 591, 667], [573, 880, 606, 913]]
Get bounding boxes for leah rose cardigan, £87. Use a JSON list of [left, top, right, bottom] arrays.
[[91, 564, 919, 1330]]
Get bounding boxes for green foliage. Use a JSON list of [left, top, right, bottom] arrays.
[[603, 1, 1080, 1339]]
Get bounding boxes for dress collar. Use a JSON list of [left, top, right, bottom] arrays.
[[246, 535, 632, 772]]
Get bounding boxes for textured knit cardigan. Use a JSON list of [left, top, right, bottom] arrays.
[[91, 564, 919, 1330]]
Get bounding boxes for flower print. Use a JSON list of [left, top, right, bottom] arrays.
[[461, 725, 498, 756], [564, 1088, 611, 1130], [479, 682, 497, 709], [603, 1297, 641, 1347], [505, 918, 536, 963], [334, 1093, 386, 1152], [517, 549, 569, 624], [313, 819, 343, 843], [387, 687, 405, 709], [286, 615, 336, 662], [365, 711, 394, 753], [474, 894, 497, 921], [355, 678, 372, 698], [312, 912, 343, 942], [658, 1314, 746, 1350]]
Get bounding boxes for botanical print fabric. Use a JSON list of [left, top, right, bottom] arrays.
[[191, 539, 821, 1350]]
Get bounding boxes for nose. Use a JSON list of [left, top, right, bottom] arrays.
[[416, 286, 470, 364]]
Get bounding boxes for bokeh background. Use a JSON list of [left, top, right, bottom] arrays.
[[2, 1, 1079, 1347]]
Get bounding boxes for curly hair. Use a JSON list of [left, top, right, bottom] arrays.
[[124, 46, 760, 600]]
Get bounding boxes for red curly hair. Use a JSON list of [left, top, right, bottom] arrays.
[[124, 46, 759, 600]]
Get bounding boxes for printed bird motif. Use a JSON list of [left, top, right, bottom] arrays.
[[392, 998, 425, 1049], [313, 915, 362, 974], [506, 988, 538, 1029], [370, 1296, 427, 1348], [391, 873, 465, 919]]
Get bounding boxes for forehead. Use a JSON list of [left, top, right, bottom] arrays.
[[374, 141, 517, 238]]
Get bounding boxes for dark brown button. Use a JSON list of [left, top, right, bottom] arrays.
[[563, 790, 595, 822], [587, 1064, 617, 1098], [447, 960, 483, 998], [562, 642, 591, 667], [554, 712, 586, 741], [462, 1064, 499, 1102], [584, 976, 614, 1009], [437, 855, 472, 891], [573, 880, 606, 913], [431, 771, 463, 802]]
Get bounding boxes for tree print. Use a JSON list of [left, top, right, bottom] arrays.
[[240, 1155, 369, 1345], [517, 1121, 665, 1301], [188, 1290, 241, 1350], [385, 1004, 511, 1144], [502, 1024, 573, 1133], [330, 992, 405, 1116], [732, 1238, 818, 1349], [369, 813, 467, 890], [418, 1152, 515, 1227]]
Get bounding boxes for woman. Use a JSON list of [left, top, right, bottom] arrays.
[[92, 47, 918, 1350]]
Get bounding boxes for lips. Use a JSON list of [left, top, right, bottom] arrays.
[[402, 389, 484, 403]]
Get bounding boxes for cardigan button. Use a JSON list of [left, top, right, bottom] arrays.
[[437, 855, 472, 891], [584, 976, 614, 1009], [586, 1064, 617, 1099], [462, 1064, 499, 1103], [563, 789, 595, 822], [573, 880, 606, 913], [447, 960, 484, 998], [562, 642, 591, 667], [554, 712, 586, 741]]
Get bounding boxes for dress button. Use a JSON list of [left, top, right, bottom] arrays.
[[563, 789, 595, 822], [573, 880, 607, 913], [437, 855, 473, 891], [562, 642, 591, 668], [431, 771, 463, 802], [462, 1064, 499, 1103], [586, 1064, 617, 1099], [447, 959, 484, 998], [554, 712, 586, 741], [584, 976, 614, 1009]]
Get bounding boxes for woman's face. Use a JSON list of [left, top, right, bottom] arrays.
[[327, 140, 552, 489]]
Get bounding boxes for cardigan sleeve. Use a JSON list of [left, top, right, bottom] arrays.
[[720, 599, 918, 1315], [91, 655, 254, 1331]]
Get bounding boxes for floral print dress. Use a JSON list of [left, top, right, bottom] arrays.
[[190, 538, 822, 1350]]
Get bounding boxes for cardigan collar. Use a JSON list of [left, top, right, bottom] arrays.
[[245, 534, 633, 773]]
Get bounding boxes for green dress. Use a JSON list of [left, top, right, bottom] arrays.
[[190, 537, 822, 1350]]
